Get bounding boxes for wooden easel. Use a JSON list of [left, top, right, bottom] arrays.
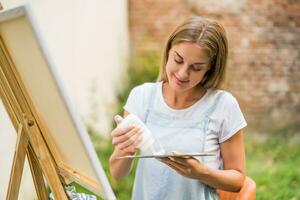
[[0, 35, 70, 199]]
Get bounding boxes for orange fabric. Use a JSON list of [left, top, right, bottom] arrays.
[[216, 177, 256, 200]]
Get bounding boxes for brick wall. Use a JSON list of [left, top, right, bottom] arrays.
[[128, 0, 300, 130]]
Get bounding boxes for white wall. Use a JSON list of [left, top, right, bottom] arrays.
[[0, 0, 128, 199]]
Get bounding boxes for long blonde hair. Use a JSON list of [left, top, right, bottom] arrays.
[[157, 16, 228, 90]]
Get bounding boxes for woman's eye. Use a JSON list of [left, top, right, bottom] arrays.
[[174, 59, 183, 64], [192, 66, 203, 71]]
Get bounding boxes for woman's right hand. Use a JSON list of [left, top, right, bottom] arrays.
[[111, 115, 142, 155]]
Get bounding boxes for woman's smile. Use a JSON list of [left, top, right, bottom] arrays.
[[173, 73, 189, 86]]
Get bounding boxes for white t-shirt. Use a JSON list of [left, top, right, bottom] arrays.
[[124, 82, 247, 200], [124, 82, 247, 169]]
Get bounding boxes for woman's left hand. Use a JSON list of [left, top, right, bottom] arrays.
[[158, 151, 207, 180]]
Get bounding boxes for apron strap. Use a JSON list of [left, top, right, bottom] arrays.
[[201, 91, 224, 153], [203, 93, 221, 200], [203, 91, 224, 117], [144, 82, 158, 123]]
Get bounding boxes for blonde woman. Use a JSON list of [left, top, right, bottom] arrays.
[[109, 16, 246, 200]]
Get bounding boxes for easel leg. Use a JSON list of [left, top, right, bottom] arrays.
[[6, 124, 27, 200], [23, 117, 70, 200], [27, 143, 48, 200]]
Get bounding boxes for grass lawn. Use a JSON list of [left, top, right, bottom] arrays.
[[245, 129, 300, 199]]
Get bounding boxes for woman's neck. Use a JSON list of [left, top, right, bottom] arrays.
[[162, 82, 206, 109]]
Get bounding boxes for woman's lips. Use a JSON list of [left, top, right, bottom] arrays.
[[173, 74, 189, 85]]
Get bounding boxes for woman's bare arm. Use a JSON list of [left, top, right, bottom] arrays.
[[198, 130, 246, 191]]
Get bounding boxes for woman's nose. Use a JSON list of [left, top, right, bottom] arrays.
[[177, 65, 189, 80]]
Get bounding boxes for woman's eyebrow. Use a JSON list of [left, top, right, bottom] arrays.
[[174, 51, 207, 65], [174, 51, 184, 59]]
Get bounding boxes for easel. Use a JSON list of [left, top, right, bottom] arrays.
[[0, 5, 113, 198], [0, 35, 70, 199]]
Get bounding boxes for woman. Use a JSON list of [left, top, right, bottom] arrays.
[[109, 16, 246, 200]]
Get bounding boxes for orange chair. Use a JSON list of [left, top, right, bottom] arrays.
[[217, 177, 256, 200]]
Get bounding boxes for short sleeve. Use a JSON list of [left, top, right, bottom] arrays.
[[123, 84, 146, 121], [218, 93, 247, 143]]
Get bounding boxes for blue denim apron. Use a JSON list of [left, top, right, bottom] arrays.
[[132, 84, 221, 200]]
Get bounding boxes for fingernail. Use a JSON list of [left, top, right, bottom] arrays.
[[115, 115, 122, 122]]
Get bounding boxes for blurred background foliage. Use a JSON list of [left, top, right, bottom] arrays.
[[115, 50, 160, 116], [75, 53, 300, 199]]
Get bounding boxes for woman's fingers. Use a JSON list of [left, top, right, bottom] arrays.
[[165, 158, 187, 168], [111, 124, 137, 139], [110, 115, 143, 155], [133, 134, 143, 147], [122, 145, 136, 154], [111, 125, 134, 137], [163, 160, 186, 175], [112, 126, 142, 145], [170, 151, 196, 165], [120, 135, 143, 154], [170, 157, 188, 166], [120, 137, 142, 153], [117, 133, 140, 149]]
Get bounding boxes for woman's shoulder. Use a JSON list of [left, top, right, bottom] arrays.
[[127, 82, 160, 104], [124, 82, 159, 118], [130, 82, 159, 95], [134, 81, 158, 89], [208, 89, 239, 107], [206, 89, 245, 125]]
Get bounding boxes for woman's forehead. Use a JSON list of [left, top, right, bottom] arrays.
[[170, 42, 210, 62]]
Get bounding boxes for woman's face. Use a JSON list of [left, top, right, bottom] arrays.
[[165, 42, 210, 92]]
